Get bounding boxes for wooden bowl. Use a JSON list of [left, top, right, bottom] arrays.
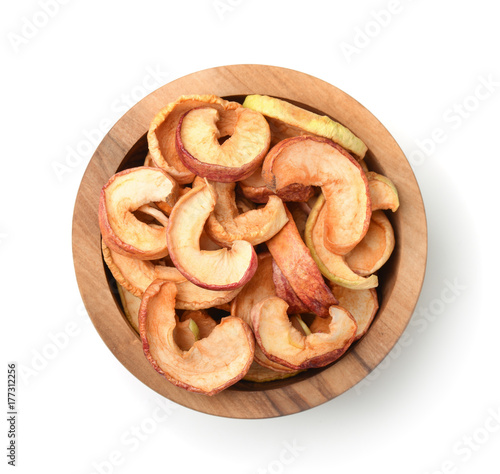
[[72, 64, 427, 418]]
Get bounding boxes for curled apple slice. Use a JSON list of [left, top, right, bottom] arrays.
[[345, 210, 395, 276], [167, 181, 258, 290], [266, 206, 337, 318], [243, 361, 300, 383], [252, 297, 357, 370], [148, 94, 233, 184], [367, 172, 399, 211], [176, 105, 271, 182], [305, 193, 378, 290], [231, 253, 296, 373], [204, 180, 288, 247], [117, 284, 142, 332], [242, 94, 367, 158], [271, 260, 309, 314], [239, 168, 314, 204], [102, 241, 241, 309], [140, 280, 254, 396], [99, 167, 178, 260], [311, 286, 378, 340], [262, 136, 371, 255]]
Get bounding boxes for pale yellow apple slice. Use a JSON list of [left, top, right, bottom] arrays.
[[99, 167, 178, 260], [231, 253, 296, 373], [204, 180, 288, 247], [252, 297, 357, 370], [266, 206, 338, 318], [176, 105, 270, 182], [311, 286, 379, 340], [262, 136, 371, 255], [243, 361, 301, 383], [304, 193, 378, 290], [239, 167, 315, 204], [167, 182, 258, 290], [367, 171, 399, 211], [139, 280, 254, 396], [102, 241, 242, 309], [117, 284, 142, 332], [242, 94, 367, 158], [345, 210, 396, 276], [148, 94, 234, 184]]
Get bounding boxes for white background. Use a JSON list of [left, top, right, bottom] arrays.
[[2, 1, 500, 473]]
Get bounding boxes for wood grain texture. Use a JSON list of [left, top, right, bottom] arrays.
[[72, 64, 427, 418]]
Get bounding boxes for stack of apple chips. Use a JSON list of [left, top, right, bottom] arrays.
[[99, 94, 399, 395]]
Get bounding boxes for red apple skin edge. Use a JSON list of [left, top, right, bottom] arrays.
[[175, 107, 269, 183], [139, 279, 255, 396]]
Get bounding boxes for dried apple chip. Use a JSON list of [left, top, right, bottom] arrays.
[[243, 361, 301, 383], [140, 280, 254, 395], [231, 253, 296, 373], [176, 105, 271, 182], [102, 241, 241, 309], [117, 284, 142, 332], [345, 210, 395, 276], [271, 260, 309, 314], [367, 171, 399, 212], [311, 285, 379, 340], [239, 167, 315, 204], [166, 181, 258, 290], [148, 94, 233, 184], [266, 206, 338, 318], [252, 297, 357, 370], [99, 167, 178, 260], [262, 136, 371, 255], [204, 180, 288, 247], [304, 193, 378, 290], [242, 94, 367, 158]]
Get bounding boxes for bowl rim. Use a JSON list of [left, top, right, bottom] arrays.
[[72, 64, 427, 419]]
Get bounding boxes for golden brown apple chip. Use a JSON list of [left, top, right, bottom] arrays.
[[243, 361, 301, 383], [304, 193, 378, 290], [148, 95, 235, 184], [252, 297, 357, 370], [262, 136, 371, 255], [367, 171, 399, 212], [231, 253, 297, 373], [345, 211, 395, 276], [167, 181, 258, 290], [99, 167, 178, 260], [238, 167, 315, 204], [311, 285, 379, 340], [266, 206, 338, 318], [102, 241, 241, 309], [139, 280, 254, 395], [176, 105, 271, 182], [204, 180, 288, 247]]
